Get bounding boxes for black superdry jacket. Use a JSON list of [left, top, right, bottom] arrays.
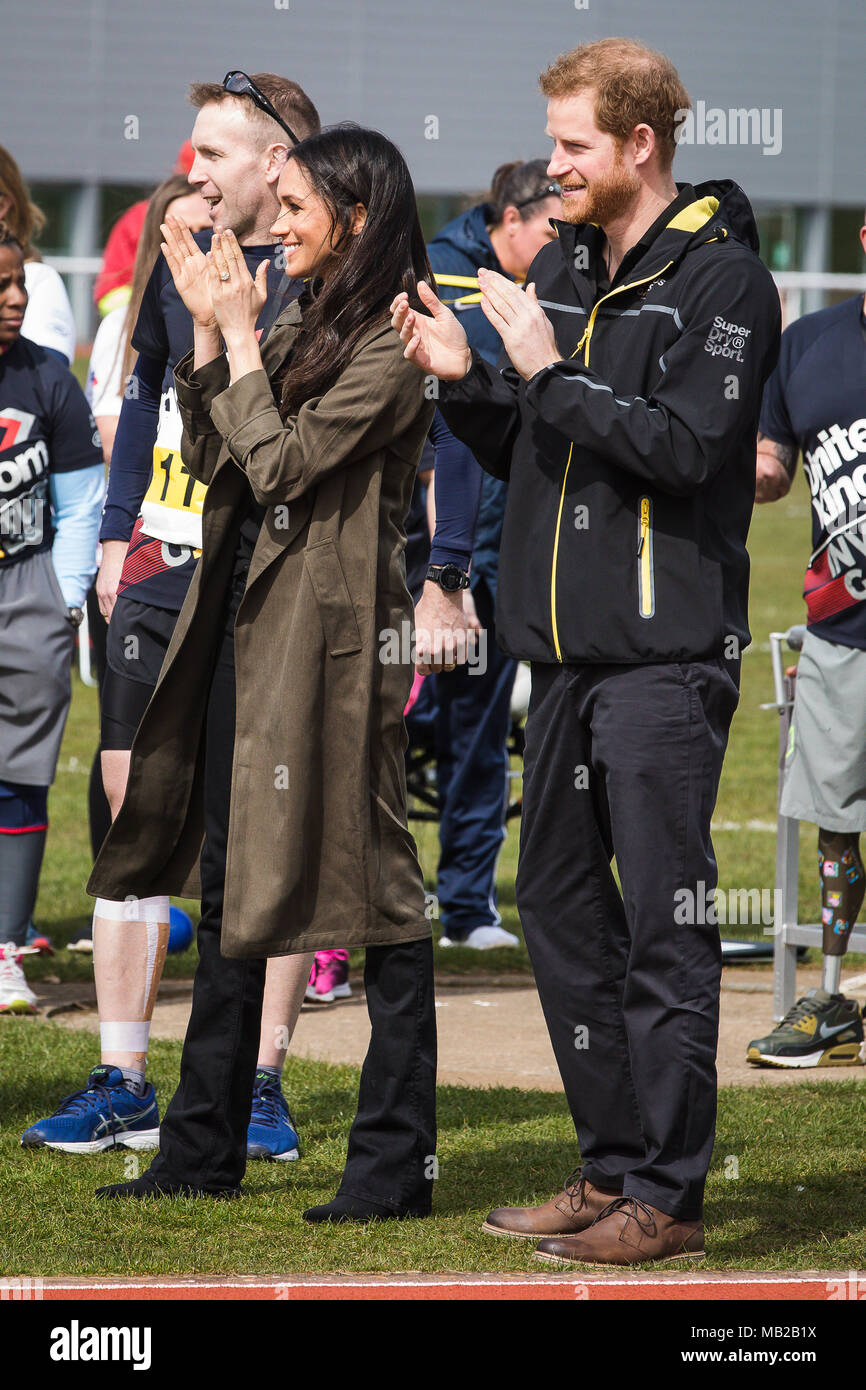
[[438, 180, 781, 665]]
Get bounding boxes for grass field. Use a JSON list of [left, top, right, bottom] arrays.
[[24, 467, 857, 979], [2, 1022, 865, 1276], [4, 468, 865, 1277]]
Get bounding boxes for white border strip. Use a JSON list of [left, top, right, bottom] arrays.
[[33, 1274, 851, 1290]]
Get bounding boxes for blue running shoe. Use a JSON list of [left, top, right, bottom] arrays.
[[246, 1070, 300, 1162], [20, 1065, 160, 1154]]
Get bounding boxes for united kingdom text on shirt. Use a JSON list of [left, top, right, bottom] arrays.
[[759, 294, 866, 650]]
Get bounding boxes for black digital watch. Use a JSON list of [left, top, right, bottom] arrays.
[[426, 563, 470, 593]]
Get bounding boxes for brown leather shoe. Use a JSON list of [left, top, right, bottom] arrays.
[[481, 1168, 624, 1240], [533, 1195, 704, 1267]]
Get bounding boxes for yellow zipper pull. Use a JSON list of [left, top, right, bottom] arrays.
[[638, 496, 650, 554], [637, 496, 654, 620]]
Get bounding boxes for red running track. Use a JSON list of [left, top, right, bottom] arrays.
[[4, 1272, 862, 1301]]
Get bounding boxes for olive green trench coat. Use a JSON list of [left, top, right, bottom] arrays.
[[87, 299, 435, 957]]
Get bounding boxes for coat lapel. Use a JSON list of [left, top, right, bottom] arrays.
[[244, 495, 312, 590], [229, 297, 310, 591]]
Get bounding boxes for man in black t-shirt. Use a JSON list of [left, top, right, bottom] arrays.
[[23, 74, 324, 1163], [748, 223, 866, 1068]]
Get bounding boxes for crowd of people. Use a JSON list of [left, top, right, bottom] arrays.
[[0, 36, 864, 1264]]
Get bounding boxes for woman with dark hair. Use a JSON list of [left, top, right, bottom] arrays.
[[87, 125, 438, 1223]]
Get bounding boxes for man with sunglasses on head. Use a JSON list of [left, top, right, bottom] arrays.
[[22, 72, 322, 1169]]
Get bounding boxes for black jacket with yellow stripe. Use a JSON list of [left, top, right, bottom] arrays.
[[438, 180, 781, 665]]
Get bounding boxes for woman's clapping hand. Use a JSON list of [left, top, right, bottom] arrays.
[[206, 229, 269, 346]]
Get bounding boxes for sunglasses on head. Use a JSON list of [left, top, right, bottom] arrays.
[[223, 71, 301, 147], [514, 181, 562, 210]]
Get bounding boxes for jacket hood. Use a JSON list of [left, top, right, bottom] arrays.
[[428, 203, 501, 273], [690, 178, 761, 253]]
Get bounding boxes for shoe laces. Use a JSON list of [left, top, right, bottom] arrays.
[[0, 943, 24, 977], [562, 1166, 589, 1215], [592, 1195, 658, 1236], [251, 1076, 285, 1127], [52, 1079, 121, 1127], [778, 993, 821, 1028]]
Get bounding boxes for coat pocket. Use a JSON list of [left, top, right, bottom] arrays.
[[304, 537, 363, 657]]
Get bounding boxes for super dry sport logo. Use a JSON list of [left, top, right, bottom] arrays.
[[704, 317, 751, 363]]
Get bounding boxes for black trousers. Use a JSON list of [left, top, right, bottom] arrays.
[[147, 569, 437, 1211], [85, 584, 111, 857], [516, 658, 740, 1221]]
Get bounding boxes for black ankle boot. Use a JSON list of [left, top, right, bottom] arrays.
[[302, 1193, 430, 1224]]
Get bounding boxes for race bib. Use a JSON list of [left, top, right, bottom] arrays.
[[139, 387, 206, 550]]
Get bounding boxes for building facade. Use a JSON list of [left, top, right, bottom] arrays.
[[2, 0, 863, 341]]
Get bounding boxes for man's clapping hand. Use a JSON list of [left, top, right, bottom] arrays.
[[391, 271, 560, 384], [391, 281, 472, 381], [476, 269, 561, 380]]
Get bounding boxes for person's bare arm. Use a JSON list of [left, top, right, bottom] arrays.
[[756, 432, 797, 503], [96, 539, 128, 621], [94, 415, 118, 466], [93, 412, 124, 619]]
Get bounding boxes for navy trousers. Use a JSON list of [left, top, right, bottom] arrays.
[[515, 657, 740, 1220], [432, 579, 518, 939]]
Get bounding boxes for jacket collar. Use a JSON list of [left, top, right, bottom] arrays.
[[265, 273, 323, 334], [607, 183, 701, 285], [551, 179, 745, 305]]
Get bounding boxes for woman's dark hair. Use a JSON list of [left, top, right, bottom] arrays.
[[278, 124, 432, 417], [488, 159, 558, 225]]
